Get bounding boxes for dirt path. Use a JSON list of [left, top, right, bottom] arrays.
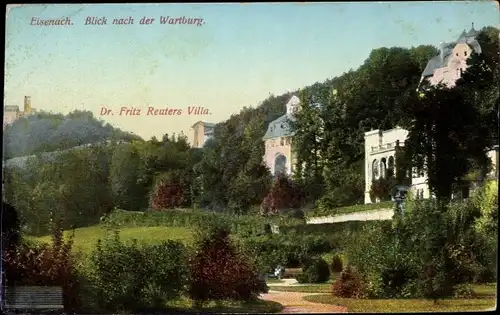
[[261, 290, 347, 313]]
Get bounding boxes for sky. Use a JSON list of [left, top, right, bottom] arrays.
[[4, 2, 499, 141]]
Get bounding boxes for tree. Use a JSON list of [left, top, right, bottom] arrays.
[[406, 27, 499, 203], [289, 88, 325, 201], [109, 143, 149, 211], [405, 84, 486, 203], [1, 202, 21, 250]]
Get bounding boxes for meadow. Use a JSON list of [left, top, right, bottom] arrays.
[[33, 225, 194, 253]]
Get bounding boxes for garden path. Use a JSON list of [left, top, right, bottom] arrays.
[[260, 290, 347, 313]]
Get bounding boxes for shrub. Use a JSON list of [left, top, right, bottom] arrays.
[[189, 225, 267, 303], [345, 197, 492, 300], [295, 273, 309, 284], [3, 224, 80, 311], [453, 284, 477, 299], [260, 176, 304, 216], [297, 257, 330, 284], [331, 265, 366, 298], [150, 171, 190, 210], [330, 254, 343, 273], [84, 231, 190, 312], [1, 202, 21, 250]]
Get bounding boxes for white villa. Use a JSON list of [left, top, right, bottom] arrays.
[[364, 25, 498, 204], [364, 127, 430, 204]]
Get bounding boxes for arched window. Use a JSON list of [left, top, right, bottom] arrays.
[[380, 158, 387, 178], [372, 159, 379, 180], [388, 156, 395, 178]]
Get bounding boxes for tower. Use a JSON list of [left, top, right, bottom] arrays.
[[24, 96, 31, 113]]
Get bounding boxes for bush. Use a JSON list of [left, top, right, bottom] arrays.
[[330, 254, 343, 273], [3, 225, 81, 311], [260, 176, 304, 216], [331, 265, 366, 298], [189, 225, 267, 303], [344, 197, 494, 300], [453, 284, 477, 299], [150, 171, 190, 210], [297, 257, 330, 284], [83, 231, 190, 312], [1, 202, 21, 250]]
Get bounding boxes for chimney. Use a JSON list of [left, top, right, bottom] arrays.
[[439, 42, 446, 63], [24, 96, 31, 113]]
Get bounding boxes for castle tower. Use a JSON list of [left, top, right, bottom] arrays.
[[24, 96, 31, 113]]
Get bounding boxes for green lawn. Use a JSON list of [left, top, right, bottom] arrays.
[[167, 297, 283, 313], [302, 284, 496, 313], [32, 225, 194, 254]]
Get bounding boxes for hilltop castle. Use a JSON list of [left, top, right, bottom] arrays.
[[3, 96, 36, 129]]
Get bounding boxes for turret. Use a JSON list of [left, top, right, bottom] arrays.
[[24, 96, 31, 113]]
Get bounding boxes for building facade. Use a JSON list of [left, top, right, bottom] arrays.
[[3, 96, 36, 129], [262, 95, 300, 176], [364, 127, 429, 204], [420, 24, 480, 88], [190, 121, 216, 148]]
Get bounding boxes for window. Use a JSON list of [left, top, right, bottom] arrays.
[[372, 160, 379, 180], [464, 51, 467, 56], [280, 137, 285, 146], [456, 53, 459, 56]]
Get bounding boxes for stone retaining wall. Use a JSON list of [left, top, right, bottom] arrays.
[[306, 208, 394, 224]]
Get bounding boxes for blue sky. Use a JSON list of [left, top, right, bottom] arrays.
[[4, 2, 499, 140]]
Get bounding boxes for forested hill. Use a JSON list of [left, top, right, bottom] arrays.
[[3, 110, 142, 159]]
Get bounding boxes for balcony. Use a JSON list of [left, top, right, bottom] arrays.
[[370, 141, 404, 154]]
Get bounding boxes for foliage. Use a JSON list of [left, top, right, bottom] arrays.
[[1, 202, 21, 250], [406, 27, 499, 203], [2, 224, 80, 311], [188, 225, 267, 303], [83, 231, 190, 312], [109, 142, 149, 211], [345, 196, 496, 300], [260, 175, 305, 216], [101, 209, 302, 239], [3, 110, 140, 159], [331, 254, 344, 273], [472, 180, 498, 236], [4, 144, 114, 235], [150, 171, 190, 210], [297, 257, 331, 284], [331, 265, 367, 298]]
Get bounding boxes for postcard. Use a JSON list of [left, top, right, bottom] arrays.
[[2, 2, 498, 314]]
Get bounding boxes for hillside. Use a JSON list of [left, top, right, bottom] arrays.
[[3, 109, 142, 159]]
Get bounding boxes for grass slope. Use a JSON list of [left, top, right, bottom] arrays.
[[33, 225, 193, 253]]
